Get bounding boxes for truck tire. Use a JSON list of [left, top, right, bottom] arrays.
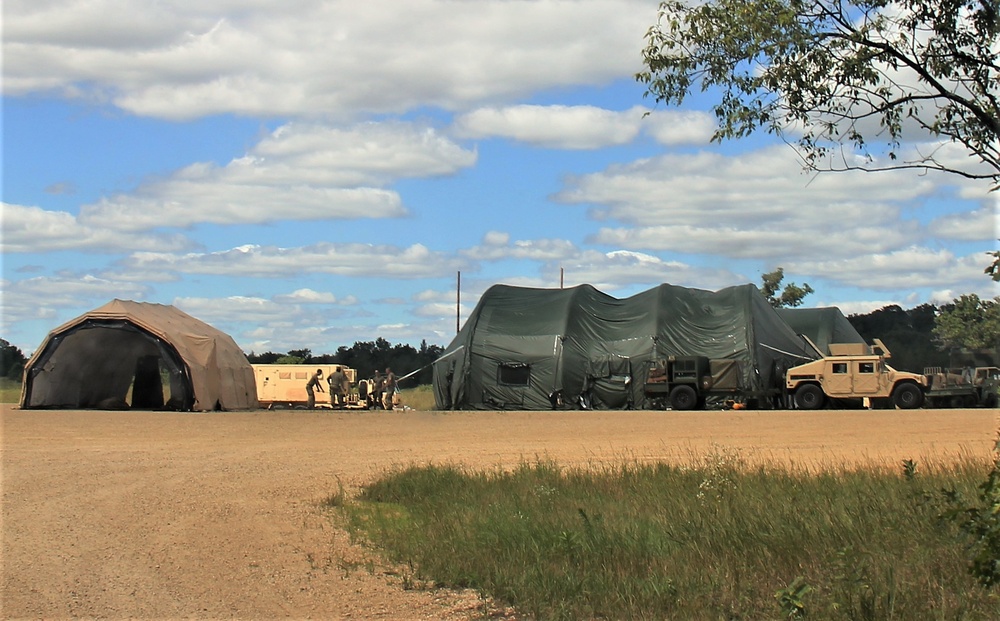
[[892, 383, 923, 409], [669, 385, 698, 410], [984, 392, 998, 409], [794, 384, 824, 410]]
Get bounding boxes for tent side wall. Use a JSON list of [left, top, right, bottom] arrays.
[[775, 307, 866, 353], [435, 285, 580, 410]]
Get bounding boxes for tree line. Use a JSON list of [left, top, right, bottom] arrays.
[[245, 337, 444, 386], [762, 270, 999, 372]]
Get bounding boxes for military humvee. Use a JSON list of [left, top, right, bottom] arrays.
[[785, 338, 926, 409]]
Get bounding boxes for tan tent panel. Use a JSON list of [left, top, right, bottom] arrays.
[[20, 299, 258, 411]]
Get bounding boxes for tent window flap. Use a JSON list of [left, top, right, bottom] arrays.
[[498, 363, 531, 386]]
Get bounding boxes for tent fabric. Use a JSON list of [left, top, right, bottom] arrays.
[[775, 307, 865, 354], [21, 299, 258, 411], [433, 283, 820, 410]]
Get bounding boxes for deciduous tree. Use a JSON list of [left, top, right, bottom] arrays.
[[987, 244, 1000, 281], [637, 0, 1000, 184], [933, 293, 1000, 352], [761, 267, 814, 307], [0, 339, 27, 380]]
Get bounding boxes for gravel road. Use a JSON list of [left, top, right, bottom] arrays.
[[3, 405, 997, 620]]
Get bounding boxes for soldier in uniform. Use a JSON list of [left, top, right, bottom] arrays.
[[383, 367, 397, 410], [328, 367, 348, 409], [305, 368, 324, 409], [372, 371, 384, 410]]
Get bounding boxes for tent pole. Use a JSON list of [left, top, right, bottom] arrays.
[[560, 267, 564, 289], [456, 271, 461, 334]]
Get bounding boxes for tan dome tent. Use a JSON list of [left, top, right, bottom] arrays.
[[21, 299, 258, 411]]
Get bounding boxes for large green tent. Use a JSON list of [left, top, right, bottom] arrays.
[[775, 307, 865, 354], [433, 283, 835, 410]]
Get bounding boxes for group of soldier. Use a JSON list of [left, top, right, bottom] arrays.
[[305, 366, 398, 410]]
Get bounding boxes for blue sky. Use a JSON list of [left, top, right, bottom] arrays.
[[2, 0, 997, 356]]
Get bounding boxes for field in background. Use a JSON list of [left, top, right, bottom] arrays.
[[399, 385, 435, 411], [0, 378, 20, 403]]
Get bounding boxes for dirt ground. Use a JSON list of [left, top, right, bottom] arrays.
[[2, 404, 998, 620]]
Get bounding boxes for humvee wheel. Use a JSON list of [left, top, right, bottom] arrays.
[[669, 385, 698, 410], [892, 383, 923, 409], [794, 384, 824, 410]]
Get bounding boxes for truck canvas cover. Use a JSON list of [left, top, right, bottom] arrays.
[[433, 283, 820, 410], [21, 299, 258, 411]]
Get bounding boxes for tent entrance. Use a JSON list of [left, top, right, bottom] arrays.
[[24, 320, 193, 410]]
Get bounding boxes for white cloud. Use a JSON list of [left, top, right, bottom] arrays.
[[642, 110, 717, 145], [5, 0, 654, 120], [789, 247, 993, 291], [173, 295, 290, 325], [453, 105, 645, 150], [459, 233, 743, 292], [452, 105, 716, 149], [273, 288, 356, 305], [413, 301, 469, 319], [928, 203, 1000, 242], [552, 144, 948, 265], [121, 242, 469, 278], [252, 122, 478, 186], [464, 232, 578, 261], [78, 121, 475, 231], [0, 273, 150, 326], [591, 221, 918, 259], [80, 186, 404, 232], [0, 202, 193, 253], [558, 145, 934, 226], [817, 300, 909, 316], [561, 249, 742, 292]]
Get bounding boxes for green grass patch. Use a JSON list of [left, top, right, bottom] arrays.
[[338, 454, 1000, 620], [0, 377, 21, 403], [398, 384, 436, 411]]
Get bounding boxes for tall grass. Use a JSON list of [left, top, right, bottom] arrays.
[[338, 453, 1000, 620], [0, 377, 21, 403], [398, 384, 436, 411]]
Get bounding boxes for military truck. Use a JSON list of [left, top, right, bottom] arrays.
[[785, 339, 926, 410], [643, 356, 753, 410], [923, 366, 1000, 408]]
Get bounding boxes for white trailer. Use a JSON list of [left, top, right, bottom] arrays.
[[253, 364, 363, 409]]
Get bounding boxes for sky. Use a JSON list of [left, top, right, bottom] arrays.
[[2, 0, 998, 357]]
